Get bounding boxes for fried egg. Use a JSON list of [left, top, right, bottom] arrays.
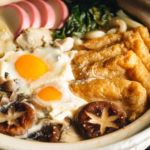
[[0, 46, 86, 121], [0, 47, 74, 94], [32, 78, 87, 121]]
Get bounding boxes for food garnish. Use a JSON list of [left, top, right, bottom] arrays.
[[55, 0, 115, 38]]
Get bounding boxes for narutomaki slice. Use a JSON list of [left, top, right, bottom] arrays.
[[57, 0, 69, 28], [17, 0, 41, 28], [46, 0, 63, 28], [29, 0, 56, 29], [0, 3, 30, 36]]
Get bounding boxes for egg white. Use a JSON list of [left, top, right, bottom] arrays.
[[0, 47, 87, 121], [32, 78, 87, 121]]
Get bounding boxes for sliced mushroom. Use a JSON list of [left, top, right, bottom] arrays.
[[0, 80, 15, 92], [75, 101, 127, 139], [28, 123, 62, 142], [0, 102, 36, 136], [0, 79, 17, 106]]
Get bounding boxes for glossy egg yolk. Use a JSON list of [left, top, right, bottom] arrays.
[[37, 86, 62, 101], [15, 54, 48, 81]]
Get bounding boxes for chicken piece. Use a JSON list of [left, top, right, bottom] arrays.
[[83, 33, 122, 50], [72, 44, 127, 79], [16, 28, 53, 51], [70, 78, 147, 121], [123, 30, 150, 71]]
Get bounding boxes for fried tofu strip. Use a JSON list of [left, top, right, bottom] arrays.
[[134, 26, 150, 50], [72, 44, 127, 79], [116, 51, 150, 97], [72, 58, 126, 80], [123, 30, 150, 71], [83, 48, 150, 80], [70, 78, 147, 120], [83, 33, 122, 50], [72, 44, 126, 66], [102, 50, 150, 97], [82, 61, 126, 79]]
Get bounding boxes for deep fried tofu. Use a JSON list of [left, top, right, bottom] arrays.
[[134, 26, 150, 50], [83, 33, 122, 50], [123, 29, 150, 71], [72, 44, 127, 79], [70, 78, 147, 121], [118, 51, 150, 97]]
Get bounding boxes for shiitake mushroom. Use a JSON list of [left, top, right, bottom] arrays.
[[74, 101, 127, 139], [0, 102, 36, 136], [28, 123, 62, 142]]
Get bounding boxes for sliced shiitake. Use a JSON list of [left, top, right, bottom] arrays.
[[75, 101, 127, 139], [0, 102, 36, 136], [28, 123, 62, 142], [0, 79, 17, 106], [0, 80, 15, 92]]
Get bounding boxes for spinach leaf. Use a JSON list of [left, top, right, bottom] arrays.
[[54, 0, 116, 39]]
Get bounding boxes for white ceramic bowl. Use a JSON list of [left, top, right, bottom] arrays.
[[0, 1, 149, 150], [0, 109, 150, 150]]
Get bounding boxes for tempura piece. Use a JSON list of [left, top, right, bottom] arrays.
[[83, 33, 122, 50], [70, 78, 147, 121]]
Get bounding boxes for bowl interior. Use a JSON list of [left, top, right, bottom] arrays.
[[0, 109, 150, 150]]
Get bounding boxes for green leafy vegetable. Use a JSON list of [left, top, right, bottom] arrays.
[[55, 0, 117, 39]]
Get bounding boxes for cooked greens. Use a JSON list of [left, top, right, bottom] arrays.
[[55, 0, 117, 39]]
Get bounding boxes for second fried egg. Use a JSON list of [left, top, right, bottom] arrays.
[[32, 78, 87, 121]]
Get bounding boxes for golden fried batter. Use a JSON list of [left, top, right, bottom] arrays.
[[83, 33, 122, 50], [134, 26, 150, 50], [72, 44, 126, 66], [123, 30, 150, 71], [118, 51, 150, 97], [72, 44, 127, 79], [70, 78, 147, 121], [72, 57, 126, 80], [82, 61, 126, 79]]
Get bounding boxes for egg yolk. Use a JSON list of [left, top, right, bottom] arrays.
[[15, 54, 48, 81], [37, 86, 62, 101]]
